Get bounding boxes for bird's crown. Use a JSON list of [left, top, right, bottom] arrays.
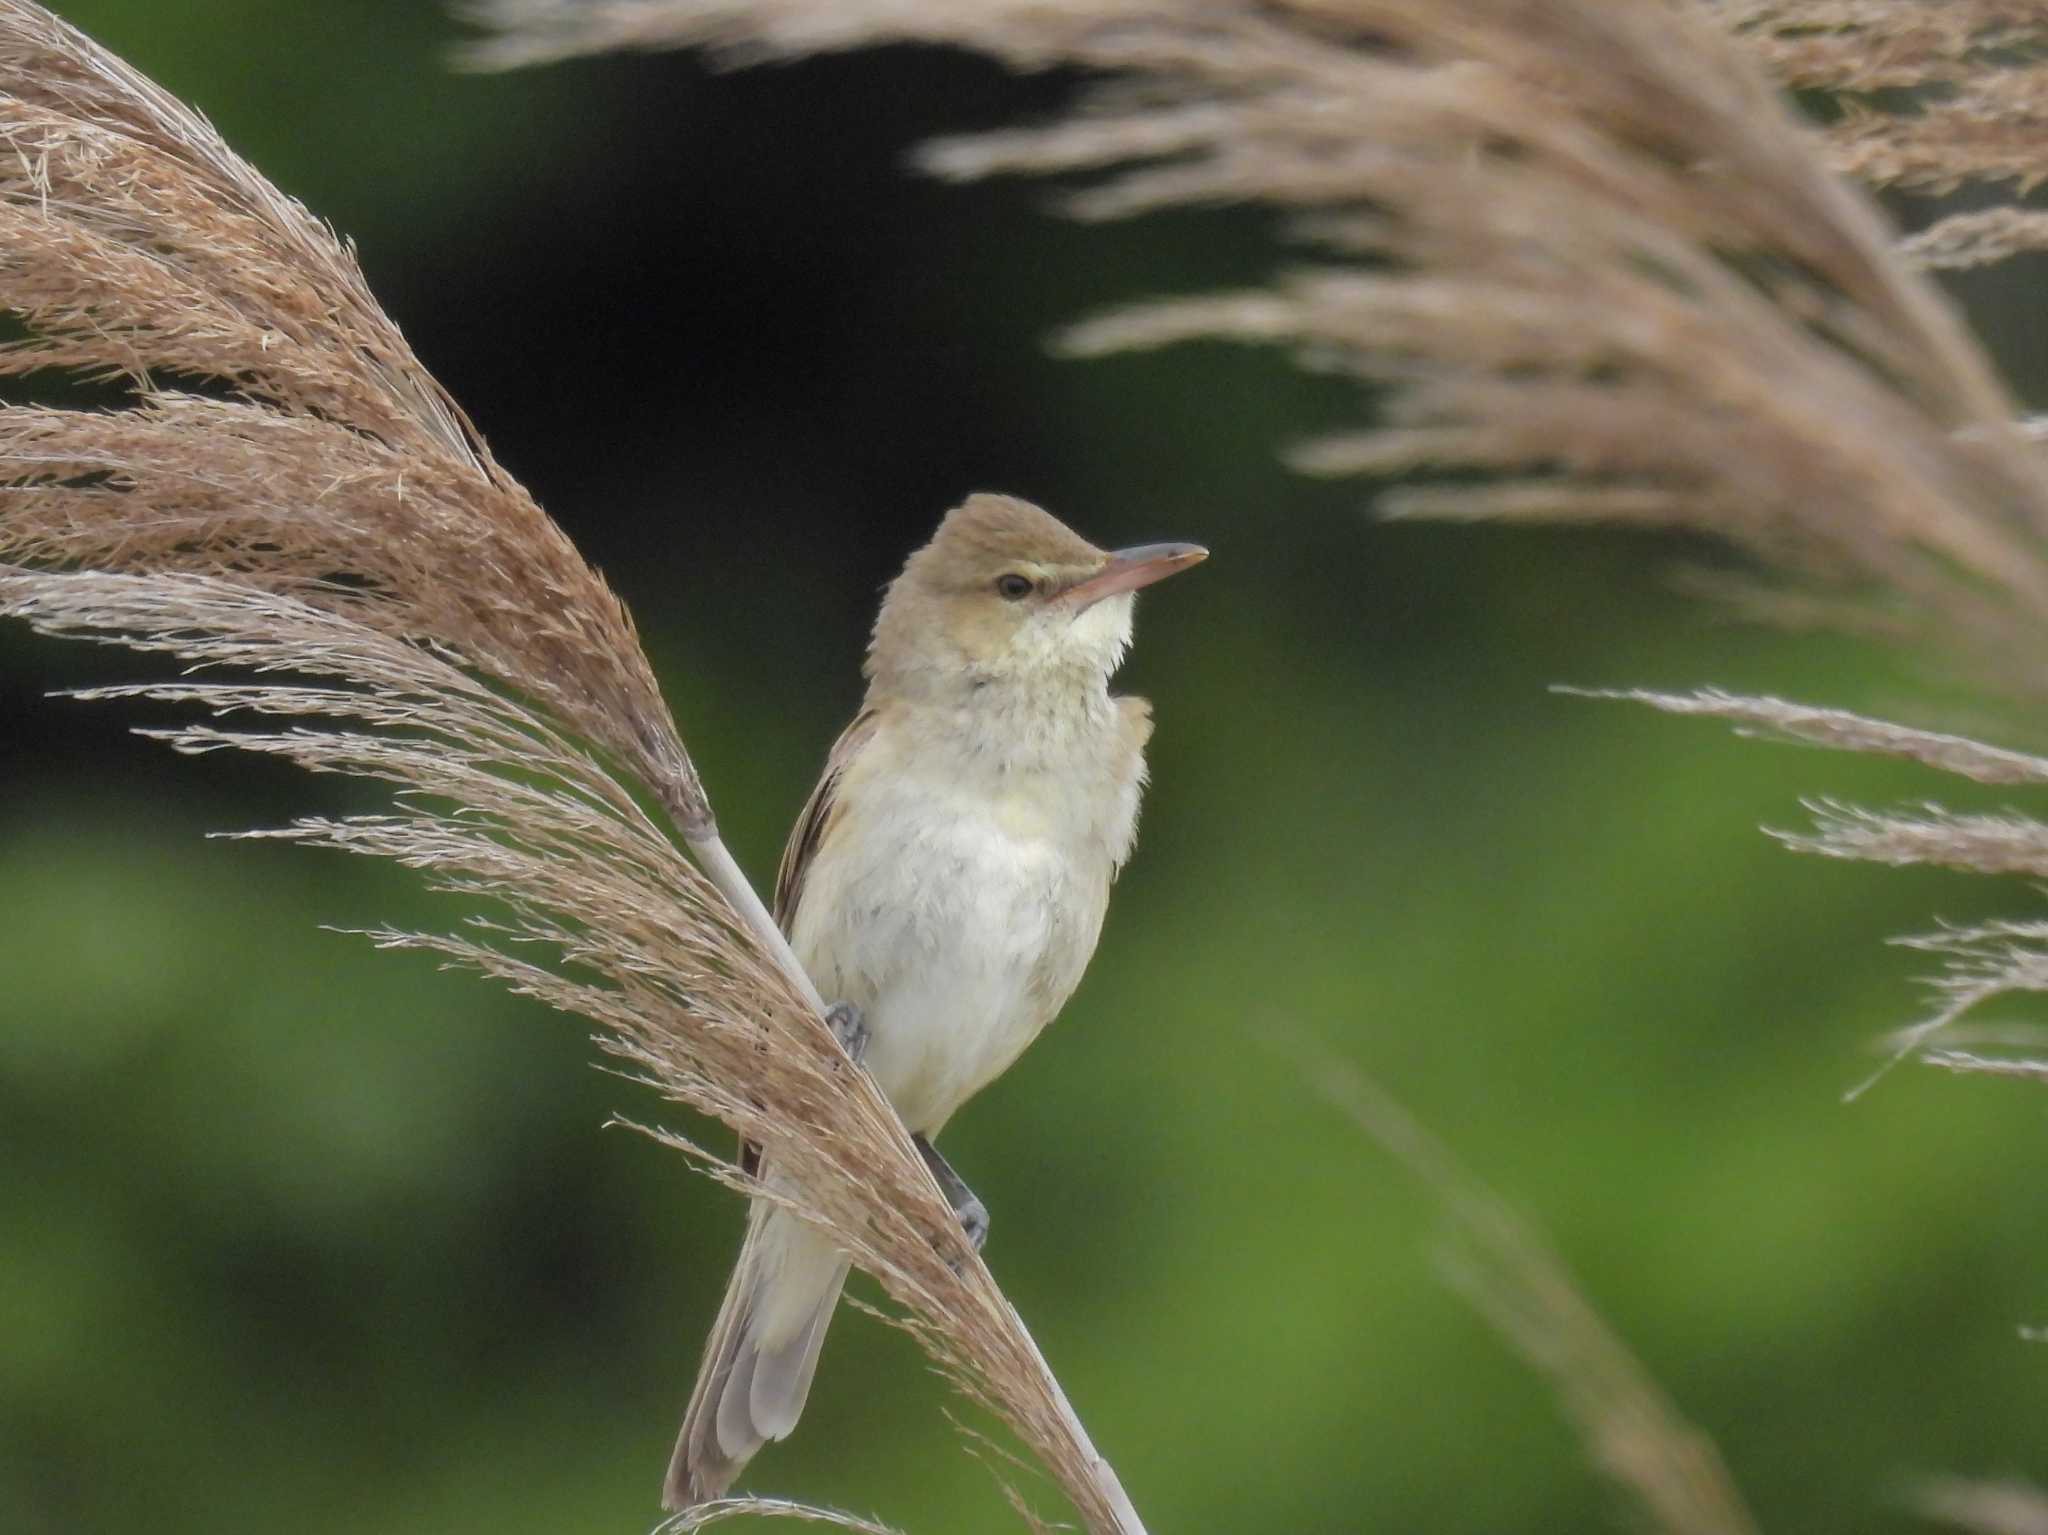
[[910, 492, 1106, 589]]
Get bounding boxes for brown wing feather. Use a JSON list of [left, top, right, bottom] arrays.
[[741, 707, 881, 1179], [773, 706, 880, 929]]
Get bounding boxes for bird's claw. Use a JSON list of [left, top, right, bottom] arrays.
[[824, 1001, 868, 1066], [954, 1193, 990, 1254], [913, 1132, 990, 1260]]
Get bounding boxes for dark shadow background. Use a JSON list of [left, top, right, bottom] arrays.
[[5, 4, 2047, 1532]]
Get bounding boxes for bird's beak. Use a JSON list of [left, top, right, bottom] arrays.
[[1060, 542, 1208, 610]]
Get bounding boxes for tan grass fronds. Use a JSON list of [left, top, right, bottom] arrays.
[[0, 5, 1144, 1529], [463, 1, 2048, 1519], [1568, 690, 2048, 1091], [0, 0, 701, 828], [1290, 1034, 1760, 1535], [1914, 1024, 2048, 1085], [1918, 1476, 2048, 1535], [1896, 208, 2048, 272], [466, 0, 2048, 696], [1920, 1050, 2048, 1083], [467, 1, 2048, 1106], [1719, 3, 2048, 269], [1860, 917, 2048, 1089], [1776, 800, 2048, 876], [1561, 688, 2048, 785], [1723, 2, 2048, 196], [1918, 1021, 2048, 1052]]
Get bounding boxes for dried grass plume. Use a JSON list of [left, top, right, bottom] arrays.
[[0, 3, 1144, 1530], [461, 0, 2048, 1514], [19, 0, 2048, 1523], [1725, 2, 2048, 270], [467, 0, 2048, 693], [464, 0, 2048, 1093]]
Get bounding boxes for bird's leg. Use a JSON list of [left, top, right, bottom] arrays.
[[824, 1001, 869, 1066], [912, 1133, 989, 1252]]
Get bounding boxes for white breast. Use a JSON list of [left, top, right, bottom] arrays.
[[786, 700, 1135, 1134]]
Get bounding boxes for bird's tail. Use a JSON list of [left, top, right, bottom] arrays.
[[662, 1199, 850, 1511]]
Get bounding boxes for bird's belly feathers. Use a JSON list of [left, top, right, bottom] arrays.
[[787, 777, 1114, 1134]]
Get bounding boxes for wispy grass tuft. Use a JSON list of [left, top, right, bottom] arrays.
[[465, 1, 2048, 1096], [0, 4, 1146, 1530], [1726, 2, 2048, 269], [459, 0, 2048, 1514], [19, 0, 2048, 1522], [467, 0, 2048, 692]]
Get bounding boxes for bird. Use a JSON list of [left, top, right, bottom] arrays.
[[662, 491, 1206, 1510]]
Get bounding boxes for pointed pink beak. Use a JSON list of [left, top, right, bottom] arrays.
[[1060, 541, 1208, 610]]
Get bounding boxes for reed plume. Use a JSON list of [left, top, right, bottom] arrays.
[[464, 0, 2048, 1517], [1724, 1, 2048, 270], [468, 0, 2048, 683], [468, 0, 2048, 1092], [0, 4, 1144, 1530], [18, 0, 2048, 1521]]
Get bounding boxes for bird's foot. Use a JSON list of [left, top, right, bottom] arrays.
[[824, 1001, 869, 1066], [952, 1191, 990, 1254], [913, 1132, 990, 1254]]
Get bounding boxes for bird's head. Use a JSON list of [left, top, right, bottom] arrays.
[[867, 492, 1206, 699]]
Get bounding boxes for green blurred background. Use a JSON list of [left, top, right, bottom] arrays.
[[5, 4, 2048, 1532]]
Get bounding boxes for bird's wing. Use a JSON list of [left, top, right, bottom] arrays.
[[773, 705, 880, 931], [741, 707, 880, 1181]]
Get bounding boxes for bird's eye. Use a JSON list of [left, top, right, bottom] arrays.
[[994, 573, 1033, 600]]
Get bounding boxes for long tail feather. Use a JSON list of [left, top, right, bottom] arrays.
[[664, 1202, 849, 1510]]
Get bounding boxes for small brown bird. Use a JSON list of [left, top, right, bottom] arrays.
[[663, 492, 1205, 1510]]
